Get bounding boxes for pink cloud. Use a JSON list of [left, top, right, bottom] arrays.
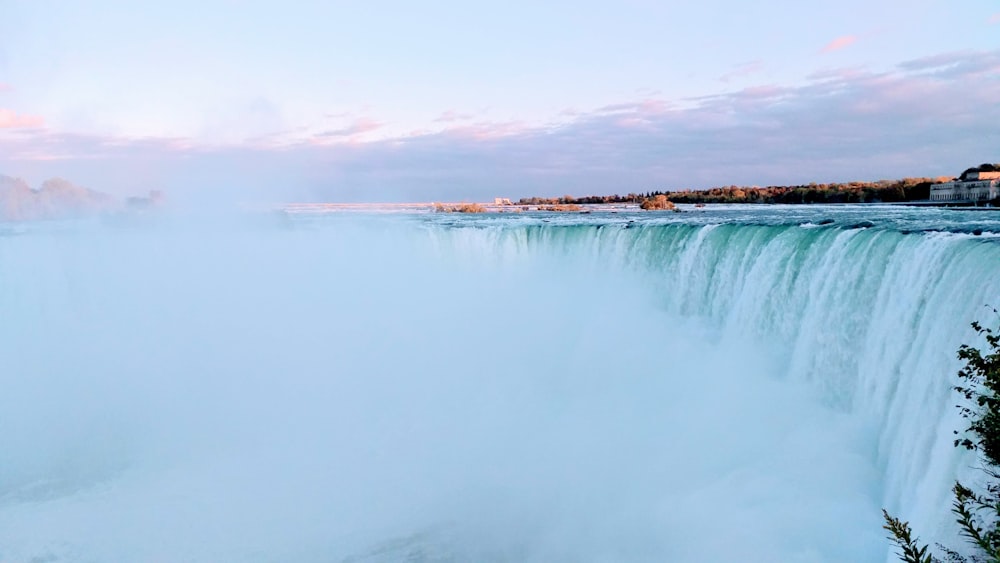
[[615, 116, 651, 130], [447, 120, 531, 141], [0, 83, 10, 92], [720, 60, 764, 83], [806, 66, 867, 82], [737, 85, 787, 100], [990, 13, 1000, 25], [434, 110, 474, 123], [317, 118, 382, 138], [821, 35, 858, 53], [0, 109, 43, 129], [308, 117, 384, 146]]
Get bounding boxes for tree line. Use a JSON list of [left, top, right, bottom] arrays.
[[519, 177, 945, 206]]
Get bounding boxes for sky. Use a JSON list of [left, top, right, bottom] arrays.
[[0, 0, 997, 202]]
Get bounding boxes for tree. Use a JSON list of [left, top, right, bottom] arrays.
[[885, 312, 1000, 562]]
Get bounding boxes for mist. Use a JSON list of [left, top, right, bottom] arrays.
[[1, 215, 893, 561]]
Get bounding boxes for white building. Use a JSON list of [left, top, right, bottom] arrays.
[[930, 170, 1000, 202]]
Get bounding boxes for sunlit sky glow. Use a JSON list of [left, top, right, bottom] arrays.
[[0, 0, 997, 201]]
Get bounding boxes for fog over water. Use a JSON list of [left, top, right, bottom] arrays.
[[2, 206, 999, 562]]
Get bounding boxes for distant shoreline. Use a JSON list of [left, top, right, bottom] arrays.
[[272, 200, 999, 215]]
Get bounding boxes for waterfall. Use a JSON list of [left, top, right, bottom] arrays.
[[1, 217, 996, 562], [427, 221, 1000, 550]]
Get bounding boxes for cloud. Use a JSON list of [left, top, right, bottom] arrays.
[[1, 49, 998, 202], [821, 36, 857, 53], [805, 66, 868, 82], [898, 50, 1000, 78], [0, 83, 11, 92], [990, 13, 1000, 25], [0, 109, 43, 129], [720, 61, 764, 83], [315, 118, 382, 140], [433, 110, 475, 123]]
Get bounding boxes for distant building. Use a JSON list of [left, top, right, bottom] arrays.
[[930, 166, 1000, 202], [494, 197, 513, 205]]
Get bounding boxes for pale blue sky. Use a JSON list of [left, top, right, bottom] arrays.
[[0, 0, 997, 201]]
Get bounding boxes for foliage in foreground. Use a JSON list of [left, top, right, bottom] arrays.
[[885, 315, 1000, 562]]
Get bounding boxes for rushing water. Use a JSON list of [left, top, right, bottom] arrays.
[[1, 204, 998, 562]]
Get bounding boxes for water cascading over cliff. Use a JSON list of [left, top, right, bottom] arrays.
[[429, 219, 1000, 541], [0, 212, 996, 562]]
